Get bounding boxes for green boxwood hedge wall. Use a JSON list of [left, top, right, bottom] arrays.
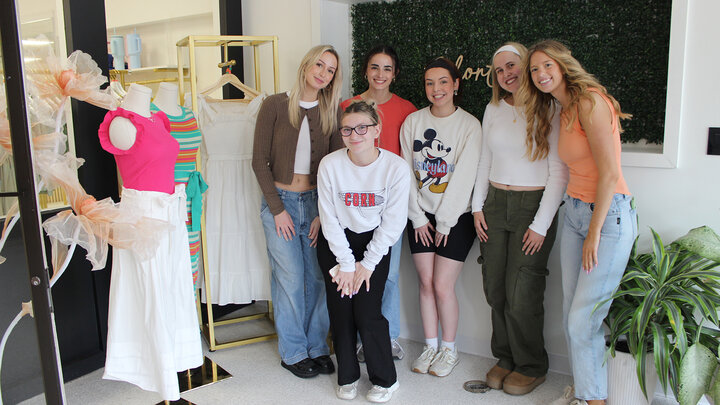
[[350, 0, 671, 144]]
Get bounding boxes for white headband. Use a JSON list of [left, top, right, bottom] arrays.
[[493, 45, 521, 59]]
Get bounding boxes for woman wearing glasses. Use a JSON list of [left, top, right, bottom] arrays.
[[340, 44, 416, 361], [400, 57, 482, 377], [317, 100, 410, 402]]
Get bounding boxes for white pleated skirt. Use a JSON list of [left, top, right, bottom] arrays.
[[103, 185, 202, 401]]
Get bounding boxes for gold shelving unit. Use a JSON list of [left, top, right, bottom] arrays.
[[176, 35, 279, 351], [109, 66, 190, 89]]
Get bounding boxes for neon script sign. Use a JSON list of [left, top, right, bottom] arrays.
[[455, 55, 492, 87]]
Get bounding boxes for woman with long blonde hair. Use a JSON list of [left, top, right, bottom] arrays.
[[472, 41, 567, 396], [518, 39, 637, 405], [252, 44, 344, 379]]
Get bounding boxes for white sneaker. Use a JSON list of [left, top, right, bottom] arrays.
[[356, 344, 365, 363], [569, 400, 588, 405], [366, 381, 399, 403], [428, 346, 459, 377], [411, 344, 437, 374], [336, 380, 358, 400], [391, 340, 405, 360], [550, 385, 576, 405]]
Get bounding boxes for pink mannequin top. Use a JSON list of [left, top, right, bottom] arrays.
[[98, 108, 179, 194]]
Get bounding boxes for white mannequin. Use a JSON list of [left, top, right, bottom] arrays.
[[153, 82, 182, 116], [109, 83, 152, 150]]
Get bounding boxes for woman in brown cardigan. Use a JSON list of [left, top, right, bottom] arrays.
[[252, 44, 344, 379]]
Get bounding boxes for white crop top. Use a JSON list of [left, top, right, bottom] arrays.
[[294, 99, 319, 174], [472, 99, 568, 236]]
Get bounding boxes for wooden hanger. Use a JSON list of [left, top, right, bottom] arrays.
[[200, 73, 260, 101]]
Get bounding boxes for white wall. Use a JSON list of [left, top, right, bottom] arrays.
[[104, 0, 220, 96], [241, 0, 316, 93], [320, 1, 352, 99], [105, 0, 213, 28], [108, 14, 214, 70], [240, 0, 352, 98]]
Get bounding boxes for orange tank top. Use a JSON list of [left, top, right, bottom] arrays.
[[557, 88, 630, 203]]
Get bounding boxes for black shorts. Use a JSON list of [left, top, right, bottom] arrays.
[[406, 212, 475, 262]]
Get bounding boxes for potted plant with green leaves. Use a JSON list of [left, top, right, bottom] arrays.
[[677, 226, 720, 405], [678, 341, 719, 405], [601, 226, 720, 403]]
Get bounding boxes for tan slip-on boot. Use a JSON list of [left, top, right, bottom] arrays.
[[501, 371, 546, 395], [485, 364, 512, 389]]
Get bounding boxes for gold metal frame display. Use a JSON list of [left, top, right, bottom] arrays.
[[110, 66, 190, 89], [176, 35, 279, 351]]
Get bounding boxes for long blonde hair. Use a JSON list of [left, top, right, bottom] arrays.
[[288, 45, 343, 136], [489, 42, 527, 105], [517, 39, 631, 161]]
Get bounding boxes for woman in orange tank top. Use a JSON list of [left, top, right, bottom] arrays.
[[516, 40, 638, 405]]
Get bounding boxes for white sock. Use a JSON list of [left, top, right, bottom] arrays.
[[425, 337, 438, 349], [441, 340, 455, 351]]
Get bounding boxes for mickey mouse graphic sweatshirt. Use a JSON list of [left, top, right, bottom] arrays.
[[400, 106, 482, 235], [318, 148, 411, 273]]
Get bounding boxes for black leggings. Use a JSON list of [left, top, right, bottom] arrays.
[[316, 229, 397, 388]]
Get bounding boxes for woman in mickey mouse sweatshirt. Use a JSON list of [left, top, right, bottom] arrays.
[[399, 57, 482, 377]]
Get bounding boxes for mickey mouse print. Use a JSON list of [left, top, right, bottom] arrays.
[[400, 105, 482, 235], [413, 128, 456, 193]]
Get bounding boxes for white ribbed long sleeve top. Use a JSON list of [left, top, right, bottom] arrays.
[[471, 99, 568, 236]]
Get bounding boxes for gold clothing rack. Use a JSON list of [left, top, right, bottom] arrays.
[[176, 35, 279, 351], [176, 35, 279, 111]]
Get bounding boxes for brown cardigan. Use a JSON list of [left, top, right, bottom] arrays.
[[252, 92, 344, 215]]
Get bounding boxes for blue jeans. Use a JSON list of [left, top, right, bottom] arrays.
[[260, 189, 330, 364], [384, 237, 402, 341], [560, 193, 637, 400]]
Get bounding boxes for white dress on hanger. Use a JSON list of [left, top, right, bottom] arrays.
[[195, 94, 271, 305]]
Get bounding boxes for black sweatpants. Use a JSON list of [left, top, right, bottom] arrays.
[[317, 229, 397, 388]]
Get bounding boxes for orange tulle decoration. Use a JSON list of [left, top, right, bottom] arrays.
[[36, 143, 172, 272], [0, 38, 168, 274]]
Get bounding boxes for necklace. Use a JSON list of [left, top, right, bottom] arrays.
[[506, 97, 517, 123]]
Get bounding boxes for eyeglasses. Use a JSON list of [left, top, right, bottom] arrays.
[[339, 124, 377, 137]]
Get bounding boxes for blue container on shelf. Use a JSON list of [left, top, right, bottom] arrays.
[[110, 35, 125, 70], [126, 31, 142, 69]]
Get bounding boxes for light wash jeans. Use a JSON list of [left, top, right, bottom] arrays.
[[560, 193, 637, 400], [260, 189, 330, 364], [384, 237, 402, 341]]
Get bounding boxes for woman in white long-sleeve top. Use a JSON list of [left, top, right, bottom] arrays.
[[316, 100, 410, 403], [472, 42, 568, 396]]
